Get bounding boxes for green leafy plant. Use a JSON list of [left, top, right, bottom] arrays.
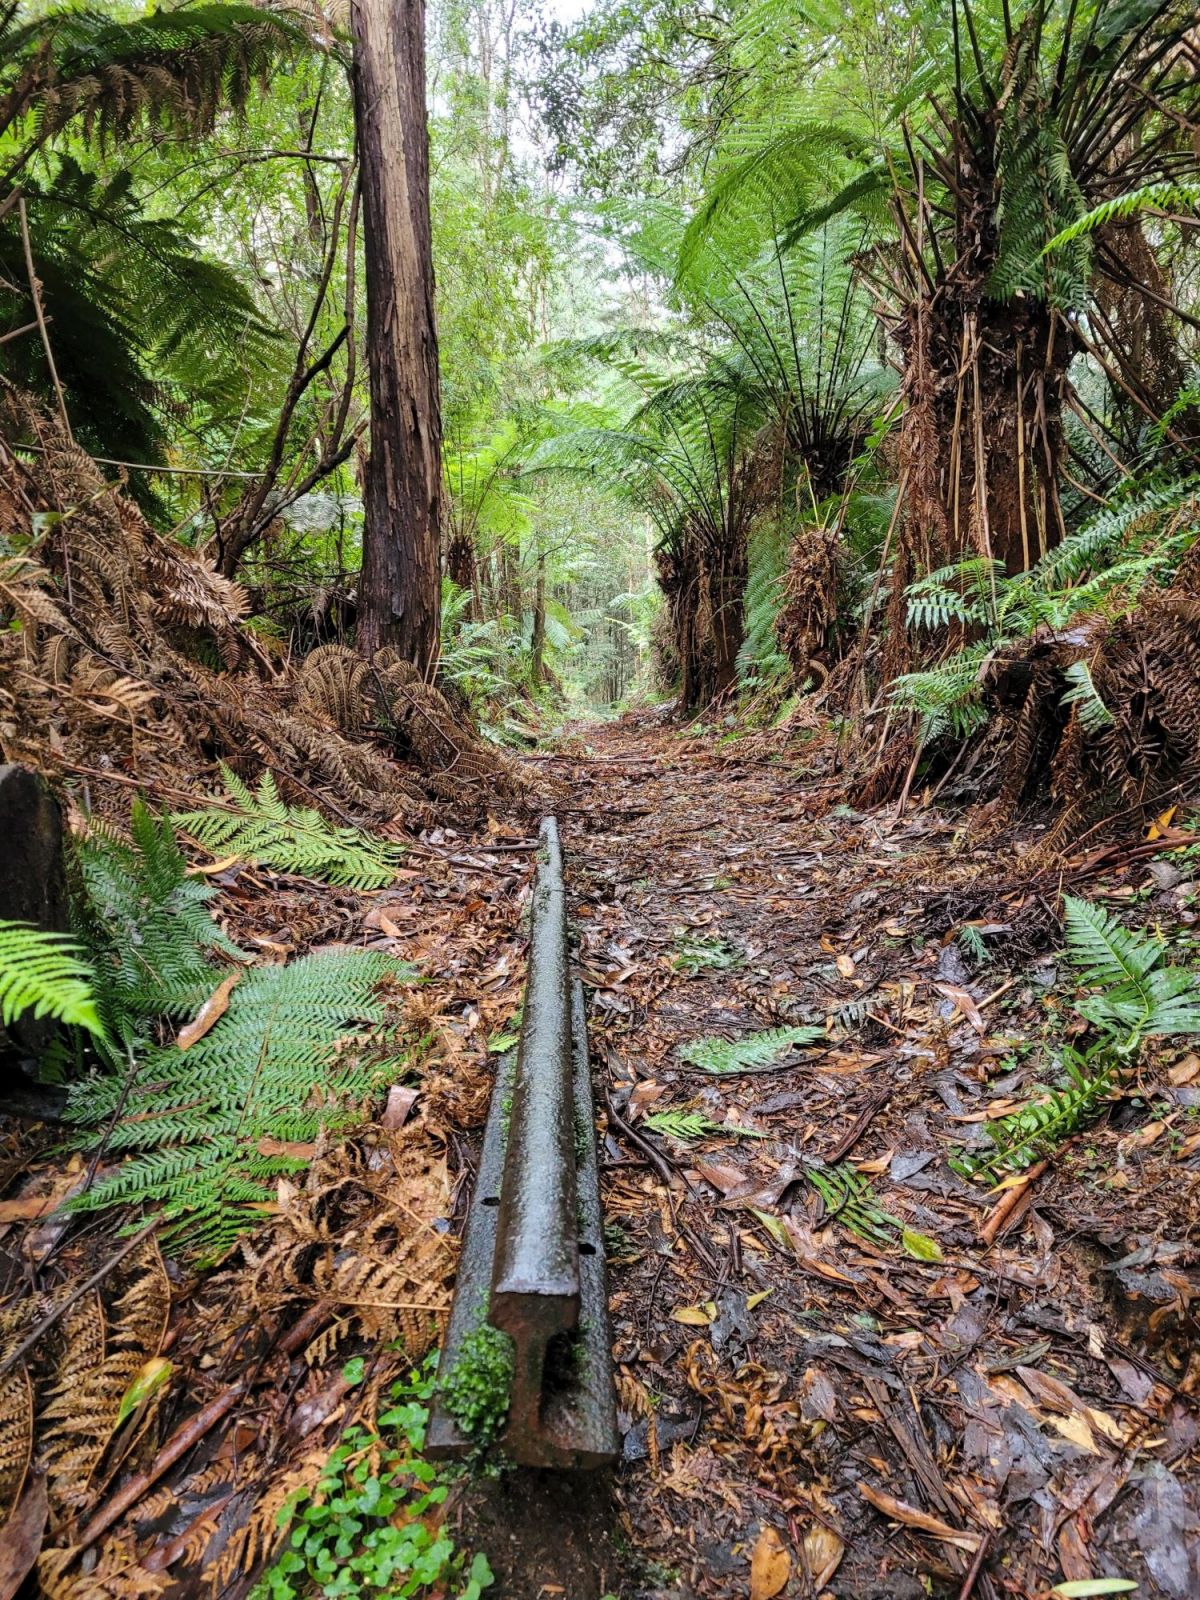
[[174, 767, 403, 889], [669, 931, 743, 975], [437, 1323, 514, 1456], [78, 799, 243, 1046], [1062, 895, 1200, 1044], [952, 1048, 1116, 1184], [678, 1024, 825, 1073], [956, 925, 990, 966], [794, 1163, 940, 1261], [64, 948, 413, 1257], [0, 920, 103, 1037], [955, 897, 1200, 1183], [642, 1109, 766, 1141], [256, 1357, 494, 1600]]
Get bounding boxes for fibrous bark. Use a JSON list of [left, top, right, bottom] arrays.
[[351, 0, 443, 670]]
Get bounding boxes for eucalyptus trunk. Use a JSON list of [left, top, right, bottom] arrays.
[[351, 0, 443, 669]]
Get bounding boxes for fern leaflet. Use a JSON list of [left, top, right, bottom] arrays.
[[0, 921, 103, 1036], [173, 767, 403, 889], [642, 1109, 766, 1140]]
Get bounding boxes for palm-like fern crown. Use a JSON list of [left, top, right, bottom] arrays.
[[0, 3, 304, 472], [1, 156, 284, 472], [677, 0, 1199, 319], [1, 3, 306, 154]]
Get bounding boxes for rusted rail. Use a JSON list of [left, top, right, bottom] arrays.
[[427, 817, 618, 1468]]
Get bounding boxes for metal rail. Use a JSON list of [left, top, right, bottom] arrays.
[[427, 817, 618, 1468]]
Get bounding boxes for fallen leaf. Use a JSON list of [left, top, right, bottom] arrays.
[[858, 1483, 981, 1552], [802, 1524, 843, 1589], [696, 1160, 745, 1195], [382, 1084, 419, 1129], [176, 972, 239, 1050], [836, 953, 856, 979], [185, 854, 241, 877], [1048, 1412, 1098, 1453], [0, 1193, 63, 1224], [629, 1079, 668, 1117], [749, 1524, 790, 1600], [364, 903, 415, 929], [1147, 805, 1177, 839], [933, 981, 985, 1032], [1169, 1053, 1199, 1086], [746, 1288, 774, 1310], [1050, 1582, 1138, 1597], [116, 1357, 172, 1427], [258, 1137, 317, 1160], [901, 1227, 944, 1262], [0, 1473, 47, 1600], [672, 1302, 717, 1326]]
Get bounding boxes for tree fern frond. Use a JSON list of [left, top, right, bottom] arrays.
[[642, 1109, 766, 1141], [678, 1024, 825, 1073], [1043, 181, 1200, 254], [0, 920, 102, 1035], [173, 767, 403, 889], [1059, 661, 1113, 732], [65, 950, 414, 1255]]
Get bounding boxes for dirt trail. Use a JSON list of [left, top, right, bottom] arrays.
[[523, 711, 1200, 1600]]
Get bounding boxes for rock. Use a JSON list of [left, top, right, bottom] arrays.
[[0, 764, 71, 1064]]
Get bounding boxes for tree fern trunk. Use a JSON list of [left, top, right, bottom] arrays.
[[351, 0, 443, 671]]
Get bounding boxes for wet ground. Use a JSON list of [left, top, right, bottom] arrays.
[[527, 711, 1200, 1600]]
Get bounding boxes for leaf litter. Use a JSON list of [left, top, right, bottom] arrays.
[[3, 705, 1200, 1599], [556, 712, 1200, 1600]]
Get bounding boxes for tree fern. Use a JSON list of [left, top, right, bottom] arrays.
[[678, 1024, 825, 1073], [173, 767, 403, 889], [64, 950, 414, 1258], [0, 921, 102, 1036]]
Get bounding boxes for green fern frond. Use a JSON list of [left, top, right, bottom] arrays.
[[952, 1048, 1115, 1183], [669, 931, 743, 976], [642, 1109, 766, 1141], [678, 1024, 825, 1073], [804, 1161, 898, 1245], [65, 949, 414, 1255], [173, 767, 403, 889], [1062, 897, 1200, 1043], [0, 920, 102, 1036], [1059, 661, 1113, 732], [1043, 181, 1200, 254], [77, 799, 240, 1041], [1062, 895, 1164, 991]]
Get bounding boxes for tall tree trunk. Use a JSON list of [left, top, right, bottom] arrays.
[[530, 552, 546, 686], [351, 0, 443, 670]]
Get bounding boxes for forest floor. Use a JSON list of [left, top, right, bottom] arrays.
[[5, 708, 1200, 1600], [498, 709, 1200, 1600]]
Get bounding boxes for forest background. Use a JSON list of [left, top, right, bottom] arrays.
[[4, 0, 1198, 789]]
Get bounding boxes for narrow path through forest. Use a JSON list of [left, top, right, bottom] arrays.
[[475, 712, 1200, 1600]]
